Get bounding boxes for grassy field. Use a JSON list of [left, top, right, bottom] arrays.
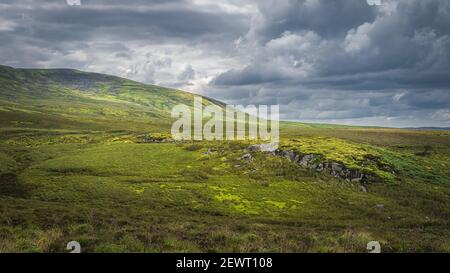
[[0, 65, 449, 252]]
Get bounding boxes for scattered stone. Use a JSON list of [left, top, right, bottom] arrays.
[[137, 133, 173, 143], [260, 143, 278, 152], [360, 185, 368, 193], [241, 153, 253, 161], [375, 204, 385, 209], [249, 143, 278, 153]]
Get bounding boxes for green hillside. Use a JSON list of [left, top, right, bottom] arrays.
[[0, 65, 214, 132], [0, 65, 449, 253]]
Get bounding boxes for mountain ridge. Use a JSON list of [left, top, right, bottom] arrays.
[[0, 64, 223, 132]]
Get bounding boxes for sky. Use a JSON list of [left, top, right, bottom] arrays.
[[0, 0, 449, 127]]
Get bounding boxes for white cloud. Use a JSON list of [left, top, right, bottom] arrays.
[[344, 23, 373, 53]]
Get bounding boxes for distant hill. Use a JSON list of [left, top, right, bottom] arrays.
[[404, 127, 450, 131], [3, 65, 446, 135], [0, 65, 220, 132]]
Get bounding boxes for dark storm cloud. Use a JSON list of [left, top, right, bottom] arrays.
[[0, 0, 449, 127], [1, 0, 247, 42], [214, 1, 450, 86], [249, 0, 377, 41], [209, 0, 450, 127], [0, 0, 250, 84]]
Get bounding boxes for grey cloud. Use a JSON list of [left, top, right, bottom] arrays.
[[0, 0, 449, 127], [177, 65, 195, 81], [250, 0, 377, 42], [208, 0, 450, 127], [212, 64, 289, 86], [1, 0, 248, 43]]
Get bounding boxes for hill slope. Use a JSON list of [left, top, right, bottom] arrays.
[[0, 65, 218, 132]]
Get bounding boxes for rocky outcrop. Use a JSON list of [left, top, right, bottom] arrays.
[[249, 143, 278, 153], [136, 134, 174, 143], [285, 150, 375, 182], [249, 144, 379, 183]]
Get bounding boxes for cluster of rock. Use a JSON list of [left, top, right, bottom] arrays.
[[248, 144, 376, 183], [136, 134, 174, 143]]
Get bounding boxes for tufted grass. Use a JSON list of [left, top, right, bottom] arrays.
[[1, 66, 449, 252]]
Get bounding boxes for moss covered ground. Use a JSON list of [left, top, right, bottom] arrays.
[[0, 66, 449, 252]]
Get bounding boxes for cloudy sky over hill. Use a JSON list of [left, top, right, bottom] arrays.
[[0, 0, 449, 127]]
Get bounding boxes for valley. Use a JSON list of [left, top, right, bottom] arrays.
[[0, 65, 449, 253]]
